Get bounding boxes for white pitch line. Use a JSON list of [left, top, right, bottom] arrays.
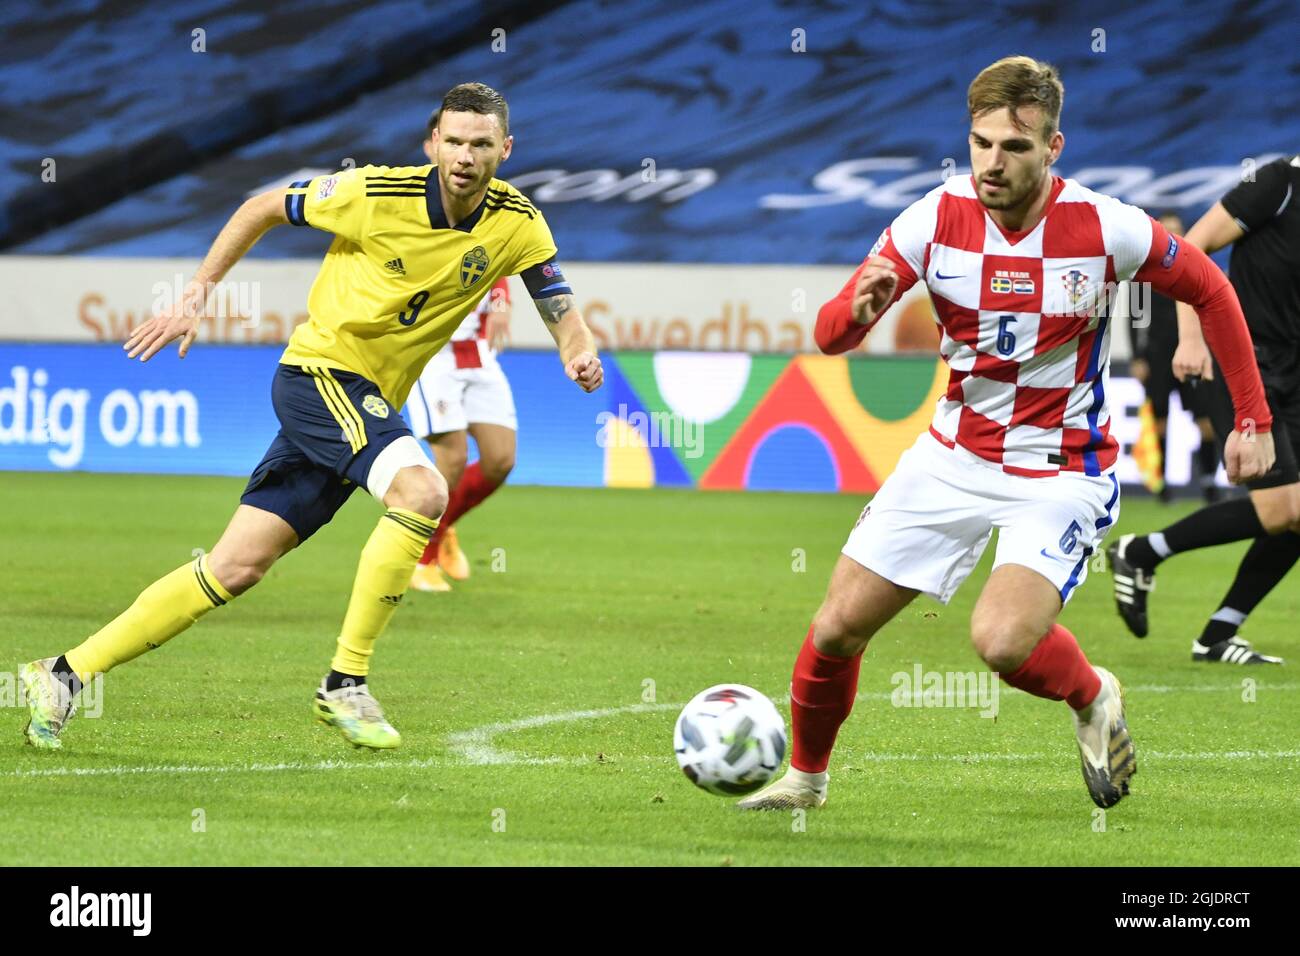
[[5, 748, 1296, 781], [4, 683, 1297, 779], [841, 749, 1300, 763], [4, 756, 447, 779], [446, 686, 1300, 766], [1117, 682, 1300, 694], [863, 682, 1300, 696], [445, 701, 678, 765]]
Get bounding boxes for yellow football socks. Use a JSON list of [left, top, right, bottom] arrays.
[[62, 508, 435, 684], [64, 553, 235, 681], [331, 508, 437, 677]]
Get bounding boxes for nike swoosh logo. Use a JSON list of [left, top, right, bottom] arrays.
[[935, 272, 964, 280], [1041, 548, 1069, 559]]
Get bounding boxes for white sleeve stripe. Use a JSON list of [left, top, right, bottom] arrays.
[[1273, 182, 1293, 218]]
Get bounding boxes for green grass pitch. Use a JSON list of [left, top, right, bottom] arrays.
[[2, 472, 1296, 865]]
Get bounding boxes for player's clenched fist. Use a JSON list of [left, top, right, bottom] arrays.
[[851, 255, 899, 326], [566, 352, 603, 392], [125, 280, 207, 361], [1224, 428, 1275, 484], [1172, 336, 1214, 383]]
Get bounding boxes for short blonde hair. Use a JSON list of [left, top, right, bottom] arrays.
[[968, 56, 1063, 142]]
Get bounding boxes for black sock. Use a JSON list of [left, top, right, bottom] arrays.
[[1199, 532, 1300, 646], [1196, 439, 1219, 488], [1155, 427, 1172, 501], [1129, 496, 1265, 569], [1199, 619, 1238, 645], [51, 655, 82, 696], [325, 670, 366, 692]]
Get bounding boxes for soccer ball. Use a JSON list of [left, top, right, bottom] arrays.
[[673, 684, 787, 796]]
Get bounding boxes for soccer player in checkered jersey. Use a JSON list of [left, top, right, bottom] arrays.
[[739, 56, 1275, 811]]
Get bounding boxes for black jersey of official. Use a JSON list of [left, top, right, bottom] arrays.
[[1221, 155, 1300, 352], [1132, 289, 1178, 359]]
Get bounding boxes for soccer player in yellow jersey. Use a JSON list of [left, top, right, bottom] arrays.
[[20, 83, 603, 751]]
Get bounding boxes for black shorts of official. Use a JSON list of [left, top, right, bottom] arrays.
[[1144, 354, 1215, 421], [1207, 352, 1300, 491], [241, 364, 413, 542]]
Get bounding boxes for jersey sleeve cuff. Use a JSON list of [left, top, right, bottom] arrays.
[[285, 180, 311, 227]]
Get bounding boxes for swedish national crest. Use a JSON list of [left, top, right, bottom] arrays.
[[460, 245, 490, 290]]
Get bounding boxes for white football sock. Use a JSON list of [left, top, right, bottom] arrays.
[[787, 766, 828, 788]]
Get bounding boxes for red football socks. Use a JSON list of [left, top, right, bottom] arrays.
[[417, 462, 502, 566], [1000, 623, 1101, 710], [790, 627, 862, 773], [787, 621, 1101, 772]]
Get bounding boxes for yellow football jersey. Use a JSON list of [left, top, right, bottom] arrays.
[[280, 164, 557, 407]]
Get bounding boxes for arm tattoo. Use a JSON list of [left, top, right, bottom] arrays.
[[536, 293, 574, 325]]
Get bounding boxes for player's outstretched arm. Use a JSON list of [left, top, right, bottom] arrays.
[[125, 188, 291, 362], [1172, 202, 1246, 381], [535, 293, 603, 392]]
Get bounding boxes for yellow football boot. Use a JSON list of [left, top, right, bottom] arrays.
[[313, 681, 401, 750]]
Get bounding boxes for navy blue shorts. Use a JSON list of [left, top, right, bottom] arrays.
[[241, 364, 413, 542]]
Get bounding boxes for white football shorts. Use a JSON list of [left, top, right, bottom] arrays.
[[406, 340, 518, 438], [843, 431, 1120, 605]]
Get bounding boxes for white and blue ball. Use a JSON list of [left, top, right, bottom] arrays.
[[673, 684, 786, 796]]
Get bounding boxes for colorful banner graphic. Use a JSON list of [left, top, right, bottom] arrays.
[[0, 344, 1204, 494]]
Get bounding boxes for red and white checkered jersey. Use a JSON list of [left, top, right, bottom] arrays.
[[872, 175, 1155, 478], [449, 277, 511, 343]]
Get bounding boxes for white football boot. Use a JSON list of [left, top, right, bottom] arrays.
[[736, 767, 828, 810], [1071, 667, 1136, 808], [1192, 635, 1284, 664]]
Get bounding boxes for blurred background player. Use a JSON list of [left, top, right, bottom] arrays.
[[1128, 211, 1222, 504], [405, 275, 516, 592], [737, 56, 1275, 813], [1109, 155, 1300, 664]]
